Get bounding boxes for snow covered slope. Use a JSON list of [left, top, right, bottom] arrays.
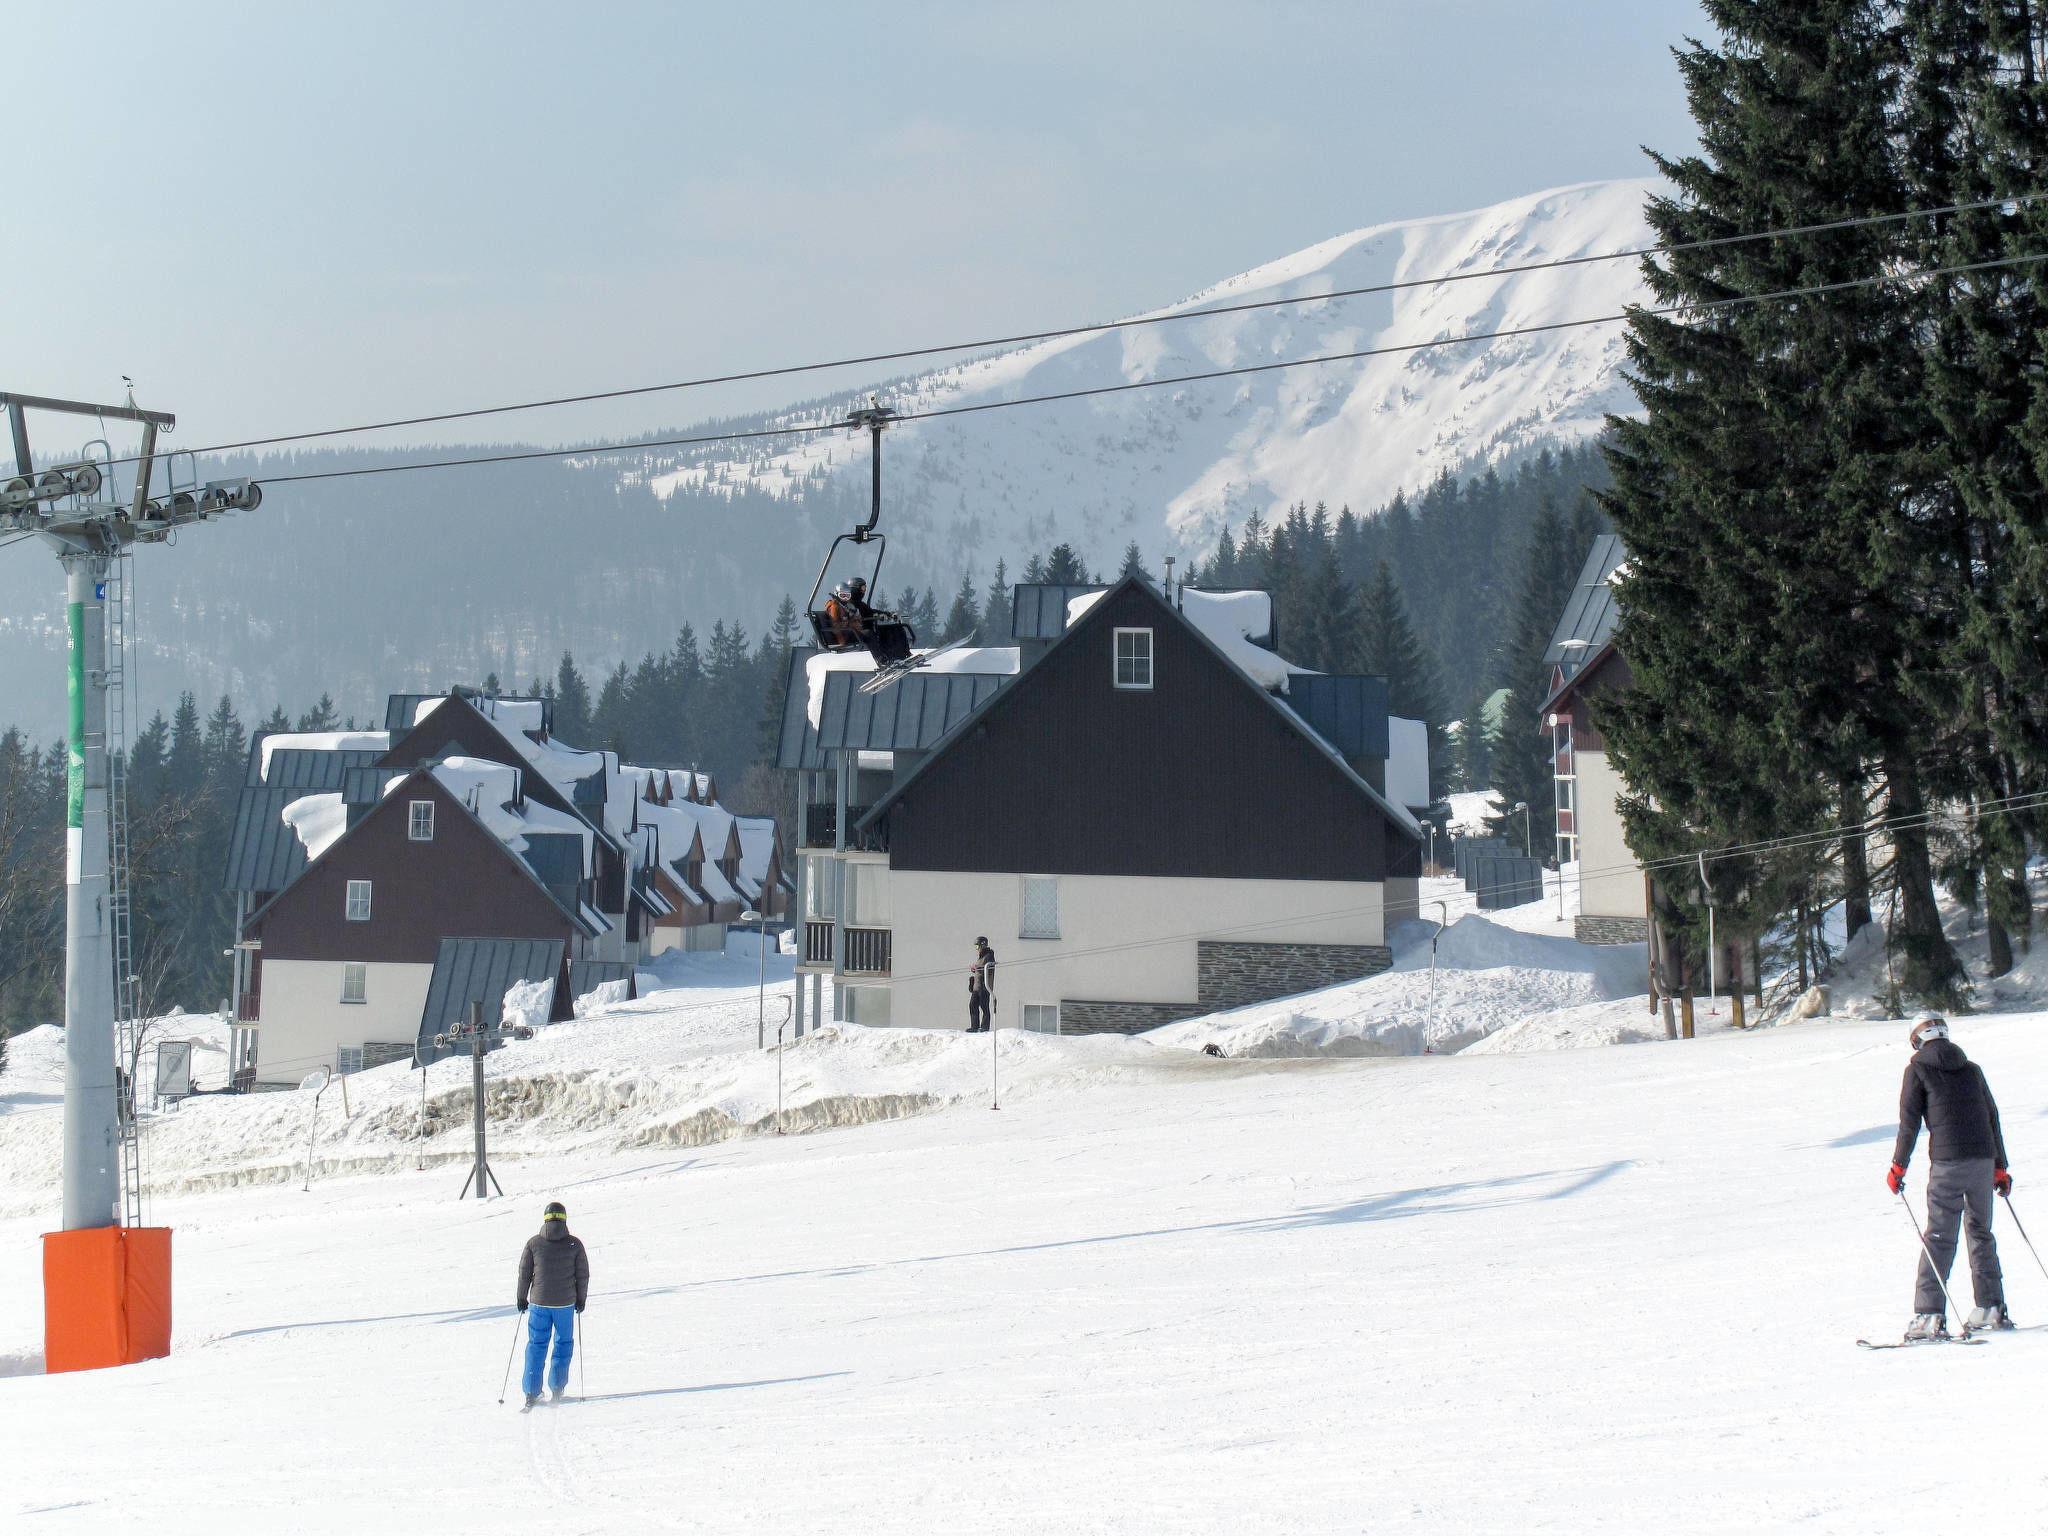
[[619, 179, 1657, 568], [3, 995, 2044, 1532]]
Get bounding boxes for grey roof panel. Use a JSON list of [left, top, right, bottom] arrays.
[[416, 937, 565, 1063], [1542, 534, 1627, 674], [224, 785, 305, 895], [569, 958, 636, 1003], [384, 693, 445, 732], [1285, 674, 1391, 760], [1010, 583, 1107, 640], [521, 832, 584, 888], [814, 671, 1010, 752]]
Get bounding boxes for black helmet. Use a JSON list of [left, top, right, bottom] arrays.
[[848, 576, 867, 595], [543, 1201, 568, 1221]]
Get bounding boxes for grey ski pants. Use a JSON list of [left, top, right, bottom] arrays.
[[1914, 1157, 2004, 1313]]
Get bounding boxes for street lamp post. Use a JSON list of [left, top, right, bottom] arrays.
[[742, 909, 766, 1049], [1512, 801, 1531, 858]]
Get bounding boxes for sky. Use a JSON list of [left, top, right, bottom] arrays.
[[5, 1, 1707, 462]]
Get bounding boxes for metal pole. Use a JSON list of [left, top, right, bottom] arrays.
[[496, 1313, 523, 1405], [303, 1080, 325, 1193], [1427, 900, 1448, 1045], [990, 983, 1000, 1111], [757, 914, 767, 1049], [471, 1028, 489, 1200], [776, 1013, 791, 1134], [59, 554, 119, 1230], [1897, 1188, 1966, 1334], [416, 1050, 429, 1171], [1697, 852, 1717, 1021], [2001, 1193, 2048, 1282]]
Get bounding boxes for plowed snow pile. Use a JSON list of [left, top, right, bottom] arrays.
[[1149, 911, 1646, 1057]]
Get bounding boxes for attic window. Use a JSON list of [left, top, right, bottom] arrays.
[[345, 880, 372, 922], [1113, 628, 1153, 690], [408, 801, 435, 841]]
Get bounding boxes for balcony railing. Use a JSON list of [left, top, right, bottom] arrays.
[[236, 993, 261, 1023], [801, 802, 887, 852], [803, 919, 836, 966], [843, 926, 892, 976]]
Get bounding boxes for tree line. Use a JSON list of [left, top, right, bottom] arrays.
[[1601, 0, 2048, 1006]]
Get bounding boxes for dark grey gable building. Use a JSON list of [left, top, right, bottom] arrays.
[[789, 574, 1423, 1034]]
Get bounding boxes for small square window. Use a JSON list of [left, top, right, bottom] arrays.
[[408, 801, 435, 841], [1021, 1003, 1061, 1035], [1113, 628, 1153, 689], [1020, 875, 1060, 940], [337, 1045, 364, 1073], [345, 880, 372, 922], [340, 962, 367, 1004]]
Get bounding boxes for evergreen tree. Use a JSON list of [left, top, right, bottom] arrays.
[[294, 693, 337, 732], [941, 572, 979, 643], [1117, 540, 1153, 581], [257, 705, 291, 738], [1483, 503, 1581, 858], [552, 653, 592, 744], [592, 663, 632, 757], [166, 694, 204, 798], [1352, 561, 1450, 802], [908, 587, 943, 642], [1044, 543, 1090, 584], [980, 559, 1013, 641]]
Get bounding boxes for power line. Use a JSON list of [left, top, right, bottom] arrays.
[[52, 191, 2048, 476], [256, 248, 2048, 489]]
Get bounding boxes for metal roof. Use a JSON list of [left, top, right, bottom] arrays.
[[224, 785, 309, 895], [1542, 534, 1627, 675], [1284, 674, 1392, 760], [245, 742, 385, 790], [383, 693, 445, 732], [1010, 583, 1107, 640], [521, 831, 584, 889], [416, 937, 565, 1063], [568, 958, 635, 1003], [775, 649, 1013, 770]]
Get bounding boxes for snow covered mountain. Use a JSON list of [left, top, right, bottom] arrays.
[[614, 178, 1657, 568]]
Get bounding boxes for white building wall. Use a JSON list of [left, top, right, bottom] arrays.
[[1574, 750, 1646, 919], [256, 959, 433, 1085], [880, 871, 1386, 1030]]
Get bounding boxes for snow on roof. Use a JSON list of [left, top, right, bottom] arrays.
[[410, 697, 446, 725], [803, 645, 1020, 730], [259, 731, 390, 780], [397, 756, 597, 875], [476, 698, 546, 736], [736, 817, 778, 896], [280, 792, 349, 861]]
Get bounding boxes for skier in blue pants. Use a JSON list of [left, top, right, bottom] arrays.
[[516, 1201, 589, 1407]]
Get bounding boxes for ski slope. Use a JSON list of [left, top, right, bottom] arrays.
[[3, 993, 2044, 1532]]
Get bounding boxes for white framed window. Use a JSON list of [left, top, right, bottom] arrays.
[[1020, 875, 1060, 940], [1113, 627, 1154, 690], [408, 801, 435, 841], [345, 880, 372, 922], [805, 856, 837, 920], [340, 962, 367, 1004], [1021, 1003, 1060, 1035], [337, 1045, 364, 1074]]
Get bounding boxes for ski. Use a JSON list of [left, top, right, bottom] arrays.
[[859, 635, 973, 694], [1856, 1333, 1986, 1350]]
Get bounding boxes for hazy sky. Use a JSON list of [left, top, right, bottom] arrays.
[[7, 1, 1706, 461]]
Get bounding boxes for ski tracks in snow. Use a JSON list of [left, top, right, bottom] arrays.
[[524, 1402, 687, 1533]]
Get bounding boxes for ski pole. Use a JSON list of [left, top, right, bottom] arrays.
[[1896, 1188, 1966, 1334], [2002, 1192, 2048, 1283], [497, 1312, 524, 1404]]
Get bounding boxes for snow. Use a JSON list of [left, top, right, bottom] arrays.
[[3, 938, 2045, 1530], [257, 731, 388, 779], [1074, 586, 1306, 692], [476, 698, 546, 737], [628, 180, 1659, 575], [279, 792, 349, 861], [500, 978, 555, 1033], [418, 757, 597, 873], [802, 645, 1018, 731], [1445, 789, 1501, 836]]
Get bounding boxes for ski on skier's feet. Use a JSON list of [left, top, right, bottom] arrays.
[[1856, 1332, 1986, 1350], [858, 636, 973, 694]]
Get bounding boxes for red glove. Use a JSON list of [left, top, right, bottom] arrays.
[[1886, 1163, 1906, 1194], [1995, 1168, 2012, 1197]]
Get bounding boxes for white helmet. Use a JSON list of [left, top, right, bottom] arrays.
[[1910, 1016, 1950, 1047]]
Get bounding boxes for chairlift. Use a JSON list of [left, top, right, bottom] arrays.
[[805, 402, 917, 667]]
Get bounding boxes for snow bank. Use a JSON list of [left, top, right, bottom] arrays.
[[258, 731, 388, 779], [500, 978, 555, 1032], [280, 792, 348, 860], [1149, 912, 1648, 1058]]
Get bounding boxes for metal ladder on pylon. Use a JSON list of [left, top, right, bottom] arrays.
[[105, 549, 145, 1228]]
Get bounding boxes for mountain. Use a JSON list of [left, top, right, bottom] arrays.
[[0, 180, 1654, 739]]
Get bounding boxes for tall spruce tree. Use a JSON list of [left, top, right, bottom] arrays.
[[1484, 501, 1583, 858], [1352, 561, 1449, 802]]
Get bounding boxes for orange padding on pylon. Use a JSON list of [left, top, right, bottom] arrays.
[[42, 1226, 173, 1373]]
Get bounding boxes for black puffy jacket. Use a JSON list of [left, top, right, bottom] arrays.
[[1893, 1038, 2007, 1168], [517, 1223, 590, 1309]]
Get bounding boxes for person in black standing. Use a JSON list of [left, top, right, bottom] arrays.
[[1887, 1017, 2014, 1338], [967, 936, 996, 1033]]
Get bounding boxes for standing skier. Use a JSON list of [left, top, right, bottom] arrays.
[[967, 936, 996, 1033], [516, 1200, 589, 1406], [1887, 1018, 2014, 1338]]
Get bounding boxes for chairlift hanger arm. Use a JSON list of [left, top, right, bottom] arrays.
[[0, 391, 175, 429]]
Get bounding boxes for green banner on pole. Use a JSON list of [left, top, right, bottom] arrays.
[[66, 600, 84, 830]]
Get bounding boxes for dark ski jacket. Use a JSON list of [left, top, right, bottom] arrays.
[[969, 948, 996, 997], [517, 1223, 590, 1309], [1894, 1038, 2007, 1168]]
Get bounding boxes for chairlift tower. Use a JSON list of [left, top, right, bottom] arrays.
[[3, 390, 258, 1371]]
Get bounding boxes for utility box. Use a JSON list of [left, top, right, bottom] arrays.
[[42, 1226, 172, 1373], [1473, 856, 1546, 912]]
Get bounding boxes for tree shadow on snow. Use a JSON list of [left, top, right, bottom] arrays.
[[1815, 1125, 1897, 1149]]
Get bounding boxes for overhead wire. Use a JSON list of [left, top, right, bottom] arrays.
[[255, 248, 2048, 489], [51, 190, 2048, 476]]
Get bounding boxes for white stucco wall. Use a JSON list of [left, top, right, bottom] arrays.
[[255, 959, 433, 1084], [874, 870, 1387, 1030], [1574, 750, 1646, 919]]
